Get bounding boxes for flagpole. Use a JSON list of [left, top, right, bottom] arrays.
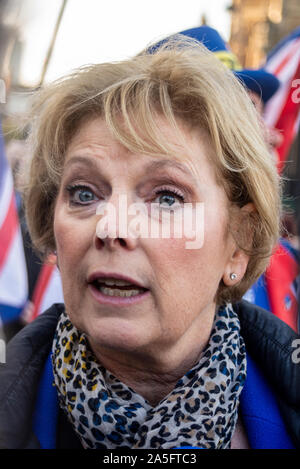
[[38, 0, 68, 87]]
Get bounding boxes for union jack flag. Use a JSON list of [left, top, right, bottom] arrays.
[[264, 26, 300, 173], [0, 124, 28, 323]]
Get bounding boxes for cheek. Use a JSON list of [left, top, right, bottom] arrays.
[[53, 203, 93, 280], [145, 237, 208, 297], [54, 213, 75, 265], [146, 211, 230, 301], [53, 206, 95, 326], [151, 210, 228, 272], [144, 237, 218, 337]]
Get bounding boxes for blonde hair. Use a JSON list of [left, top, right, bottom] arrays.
[[24, 37, 281, 304]]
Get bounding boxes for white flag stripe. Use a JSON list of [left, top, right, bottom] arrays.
[[264, 78, 290, 126], [264, 39, 300, 127], [37, 267, 64, 317], [0, 227, 27, 307], [294, 113, 300, 134], [275, 44, 300, 81], [266, 38, 300, 73], [0, 171, 13, 228]]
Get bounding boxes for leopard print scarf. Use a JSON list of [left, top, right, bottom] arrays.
[[51, 304, 247, 449]]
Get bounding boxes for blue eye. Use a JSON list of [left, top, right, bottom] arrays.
[[159, 193, 177, 206], [66, 185, 97, 205], [155, 190, 185, 208]]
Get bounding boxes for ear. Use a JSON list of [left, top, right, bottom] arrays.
[[222, 248, 250, 286], [222, 203, 255, 287]]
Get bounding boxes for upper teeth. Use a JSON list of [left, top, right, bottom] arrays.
[[98, 278, 136, 287]]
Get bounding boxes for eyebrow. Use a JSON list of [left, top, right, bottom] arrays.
[[64, 155, 198, 185], [144, 159, 197, 184], [64, 155, 100, 171]]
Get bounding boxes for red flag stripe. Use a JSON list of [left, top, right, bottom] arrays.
[[274, 59, 300, 173], [0, 194, 18, 271], [266, 244, 299, 332], [31, 258, 57, 321]]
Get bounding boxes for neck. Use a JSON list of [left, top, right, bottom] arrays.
[[87, 314, 215, 406]]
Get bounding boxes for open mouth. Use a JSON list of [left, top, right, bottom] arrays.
[[91, 278, 148, 298]]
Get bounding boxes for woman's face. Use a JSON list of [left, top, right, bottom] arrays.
[[54, 117, 246, 360]]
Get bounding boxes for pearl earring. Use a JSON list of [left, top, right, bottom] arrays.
[[230, 273, 237, 281]]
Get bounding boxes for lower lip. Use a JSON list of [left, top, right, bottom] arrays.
[[88, 283, 150, 306]]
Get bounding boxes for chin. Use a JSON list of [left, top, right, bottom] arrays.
[[84, 316, 153, 354]]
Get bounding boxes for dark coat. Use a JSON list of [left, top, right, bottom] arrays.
[[0, 300, 299, 449]]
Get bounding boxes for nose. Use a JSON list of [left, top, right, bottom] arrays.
[[94, 193, 139, 251]]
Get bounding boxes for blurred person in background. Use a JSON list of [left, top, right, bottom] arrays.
[[0, 18, 29, 343]]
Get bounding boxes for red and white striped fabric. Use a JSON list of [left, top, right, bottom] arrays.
[[264, 26, 300, 173], [0, 126, 28, 323], [30, 254, 64, 321]]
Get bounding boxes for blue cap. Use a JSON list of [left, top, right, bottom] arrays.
[[151, 26, 280, 104]]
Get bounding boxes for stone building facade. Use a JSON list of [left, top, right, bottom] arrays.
[[229, 0, 300, 67]]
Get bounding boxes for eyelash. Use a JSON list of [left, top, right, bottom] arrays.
[[65, 184, 186, 206], [66, 184, 98, 205], [152, 186, 185, 204]]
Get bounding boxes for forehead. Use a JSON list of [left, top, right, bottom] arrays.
[[64, 116, 218, 183]]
